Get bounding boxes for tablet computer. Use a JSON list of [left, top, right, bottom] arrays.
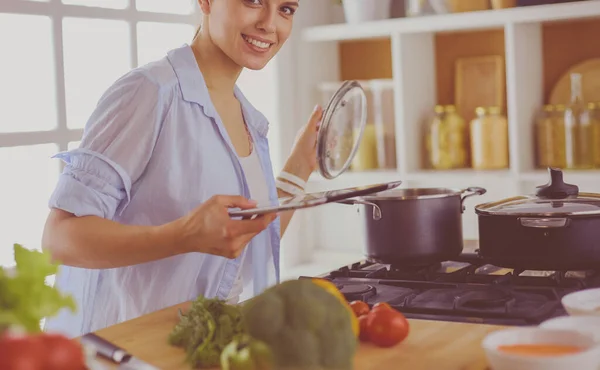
[[228, 180, 402, 218]]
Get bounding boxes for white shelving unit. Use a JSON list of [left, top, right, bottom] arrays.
[[279, 0, 600, 277], [302, 0, 600, 184], [303, 1, 600, 41]]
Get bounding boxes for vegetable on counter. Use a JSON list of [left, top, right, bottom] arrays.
[[240, 279, 358, 370], [169, 280, 385, 370], [0, 243, 77, 334], [349, 300, 410, 348], [168, 296, 247, 368], [0, 330, 87, 370], [0, 243, 88, 370], [311, 278, 360, 338], [220, 334, 274, 370]]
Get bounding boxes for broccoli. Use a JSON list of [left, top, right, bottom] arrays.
[[241, 279, 358, 370]]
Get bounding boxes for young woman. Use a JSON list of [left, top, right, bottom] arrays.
[[42, 0, 321, 338]]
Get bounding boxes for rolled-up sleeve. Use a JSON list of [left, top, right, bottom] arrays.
[[49, 70, 167, 219]]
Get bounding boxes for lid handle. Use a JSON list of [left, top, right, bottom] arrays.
[[535, 167, 579, 199]]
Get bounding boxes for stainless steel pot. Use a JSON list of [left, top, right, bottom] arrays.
[[345, 186, 486, 267]]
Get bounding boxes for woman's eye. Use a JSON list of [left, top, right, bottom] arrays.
[[246, 0, 261, 5], [281, 6, 295, 15]]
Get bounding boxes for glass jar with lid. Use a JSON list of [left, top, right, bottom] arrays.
[[424, 104, 469, 170], [470, 106, 509, 170], [535, 104, 566, 169]]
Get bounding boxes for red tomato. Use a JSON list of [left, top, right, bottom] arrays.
[[349, 301, 370, 317], [371, 302, 393, 312], [0, 335, 45, 370], [366, 309, 410, 348], [358, 315, 370, 342], [40, 333, 86, 370]]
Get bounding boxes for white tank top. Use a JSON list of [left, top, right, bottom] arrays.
[[227, 148, 270, 304]]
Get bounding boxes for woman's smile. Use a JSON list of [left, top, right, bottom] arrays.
[[241, 34, 275, 52]]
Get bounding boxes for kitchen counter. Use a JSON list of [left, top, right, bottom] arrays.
[[92, 300, 506, 370]]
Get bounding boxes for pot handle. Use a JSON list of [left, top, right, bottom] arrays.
[[337, 199, 382, 221], [460, 187, 487, 213]]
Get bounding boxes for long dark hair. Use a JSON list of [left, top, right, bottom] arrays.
[[193, 25, 201, 40]]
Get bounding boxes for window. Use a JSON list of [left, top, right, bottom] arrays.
[[0, 0, 200, 267]]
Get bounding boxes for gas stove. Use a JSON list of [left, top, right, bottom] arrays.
[[301, 253, 600, 326]]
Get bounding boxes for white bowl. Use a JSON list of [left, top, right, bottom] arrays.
[[562, 288, 600, 316], [540, 315, 600, 343], [482, 327, 600, 370]]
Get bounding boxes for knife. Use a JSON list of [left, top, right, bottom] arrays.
[[81, 333, 160, 370]]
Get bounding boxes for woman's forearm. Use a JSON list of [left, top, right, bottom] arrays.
[[42, 209, 184, 269], [278, 189, 295, 237]]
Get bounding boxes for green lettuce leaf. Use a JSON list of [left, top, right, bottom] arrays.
[[0, 243, 77, 333]]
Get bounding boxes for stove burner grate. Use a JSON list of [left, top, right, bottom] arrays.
[[339, 284, 377, 301]]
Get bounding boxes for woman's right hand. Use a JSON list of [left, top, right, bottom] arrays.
[[173, 195, 276, 259]]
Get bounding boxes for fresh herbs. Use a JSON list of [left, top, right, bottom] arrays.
[[168, 296, 248, 368], [0, 244, 76, 333]]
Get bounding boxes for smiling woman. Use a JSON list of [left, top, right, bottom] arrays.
[[42, 0, 321, 339], [196, 0, 298, 70]]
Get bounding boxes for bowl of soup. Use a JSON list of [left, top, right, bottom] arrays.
[[482, 327, 600, 370], [562, 288, 600, 317]]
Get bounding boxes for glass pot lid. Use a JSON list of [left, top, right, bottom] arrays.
[[316, 80, 368, 179], [474, 168, 600, 217]]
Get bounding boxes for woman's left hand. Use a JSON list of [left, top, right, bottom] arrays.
[[282, 105, 323, 180]]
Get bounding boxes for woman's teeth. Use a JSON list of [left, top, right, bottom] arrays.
[[243, 35, 271, 50]]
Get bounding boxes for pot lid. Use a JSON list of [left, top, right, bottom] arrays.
[[316, 80, 368, 179], [475, 168, 600, 216]]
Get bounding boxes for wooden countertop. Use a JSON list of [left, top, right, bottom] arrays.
[[91, 300, 505, 370]]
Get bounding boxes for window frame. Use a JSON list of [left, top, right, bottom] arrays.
[[0, 0, 200, 152]]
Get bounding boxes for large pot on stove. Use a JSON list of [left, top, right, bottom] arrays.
[[346, 186, 486, 267], [474, 167, 600, 270]]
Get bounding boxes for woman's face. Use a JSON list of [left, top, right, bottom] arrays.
[[201, 0, 298, 70]]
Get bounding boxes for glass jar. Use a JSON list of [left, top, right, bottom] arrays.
[[351, 123, 379, 171], [470, 106, 509, 170], [425, 104, 469, 170], [535, 104, 566, 169], [564, 73, 594, 170]]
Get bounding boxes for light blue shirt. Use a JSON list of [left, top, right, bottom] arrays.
[[44, 44, 281, 338]]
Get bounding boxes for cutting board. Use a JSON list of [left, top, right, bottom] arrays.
[[455, 55, 506, 123], [549, 58, 600, 105], [90, 301, 505, 370]]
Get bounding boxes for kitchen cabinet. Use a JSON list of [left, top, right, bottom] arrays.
[[277, 0, 600, 272]]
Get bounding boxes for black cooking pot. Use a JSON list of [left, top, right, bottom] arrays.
[[474, 167, 600, 270], [346, 186, 486, 267]]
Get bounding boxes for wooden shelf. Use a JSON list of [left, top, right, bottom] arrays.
[[286, 0, 600, 267], [302, 1, 600, 42]]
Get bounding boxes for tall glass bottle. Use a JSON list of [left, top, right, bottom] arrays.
[[589, 102, 600, 168], [564, 73, 593, 169]]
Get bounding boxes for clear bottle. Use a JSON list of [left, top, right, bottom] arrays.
[[535, 104, 566, 169], [564, 73, 594, 169], [470, 106, 509, 170], [425, 105, 468, 170], [589, 102, 600, 168]]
